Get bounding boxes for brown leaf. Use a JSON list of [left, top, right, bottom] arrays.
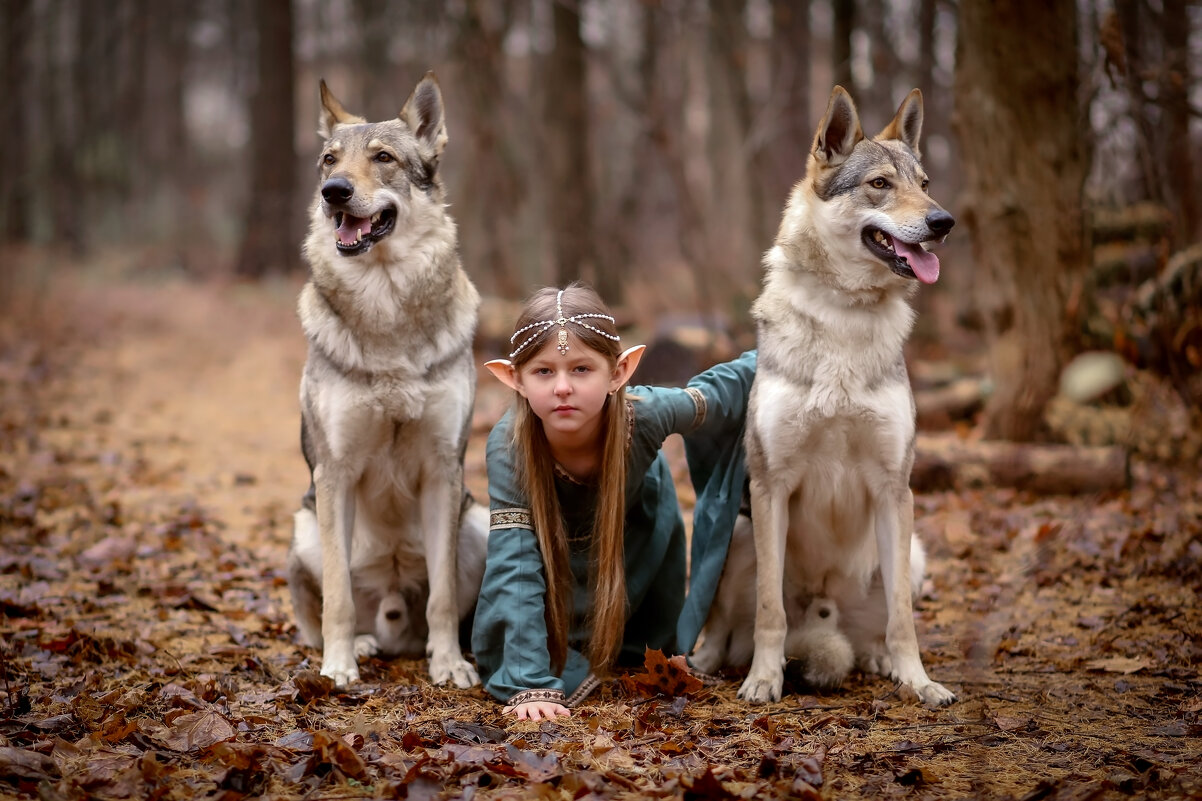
[[0, 746, 58, 782], [312, 729, 368, 782], [629, 647, 704, 698], [1084, 657, 1149, 674], [154, 710, 237, 752]]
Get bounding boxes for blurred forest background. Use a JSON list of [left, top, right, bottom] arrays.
[[0, 0, 1199, 445]]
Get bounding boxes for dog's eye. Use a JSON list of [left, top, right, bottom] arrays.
[[869, 177, 890, 189], [322, 153, 336, 166], [375, 152, 394, 163], [921, 178, 930, 192]]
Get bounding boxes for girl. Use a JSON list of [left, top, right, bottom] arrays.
[[473, 283, 755, 720]]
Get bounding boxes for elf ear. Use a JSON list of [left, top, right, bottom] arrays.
[[610, 345, 646, 392], [484, 359, 521, 393]]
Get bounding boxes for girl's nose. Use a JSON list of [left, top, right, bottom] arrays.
[[554, 372, 571, 396]]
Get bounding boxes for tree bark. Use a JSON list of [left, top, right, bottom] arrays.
[[831, 0, 854, 91], [953, 0, 1089, 441], [762, 0, 811, 235], [911, 434, 1130, 495], [0, 0, 34, 243], [235, 0, 297, 278], [1160, 0, 1197, 244], [545, 1, 598, 296], [454, 0, 523, 298]]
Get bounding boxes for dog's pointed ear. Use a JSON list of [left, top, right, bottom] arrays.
[[878, 88, 923, 158], [484, 359, 521, 393], [610, 345, 646, 393], [318, 80, 365, 138], [813, 85, 863, 167], [400, 71, 448, 160]]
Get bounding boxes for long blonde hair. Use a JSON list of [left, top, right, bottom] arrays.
[[507, 283, 629, 675]]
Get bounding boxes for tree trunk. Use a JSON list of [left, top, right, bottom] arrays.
[[831, 0, 854, 91], [235, 0, 297, 278], [953, 0, 1089, 442], [763, 0, 810, 216], [545, 1, 598, 296], [0, 0, 34, 244], [1160, 0, 1197, 244], [454, 0, 523, 298], [707, 0, 762, 310]]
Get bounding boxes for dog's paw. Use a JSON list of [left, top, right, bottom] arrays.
[[428, 653, 480, 689], [320, 657, 361, 687], [354, 634, 381, 658], [737, 669, 784, 704], [913, 680, 957, 707]]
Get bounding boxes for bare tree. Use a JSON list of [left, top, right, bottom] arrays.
[[545, 0, 598, 295], [954, 0, 1090, 441], [236, 0, 297, 278], [761, 0, 811, 215], [831, 0, 854, 90], [0, 0, 34, 244], [1160, 0, 1197, 243], [453, 0, 524, 297]]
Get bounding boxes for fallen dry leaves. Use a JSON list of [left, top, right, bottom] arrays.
[[1, 273, 1200, 800]]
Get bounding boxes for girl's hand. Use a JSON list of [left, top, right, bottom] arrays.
[[503, 701, 571, 721]]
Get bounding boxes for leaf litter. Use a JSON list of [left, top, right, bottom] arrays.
[[0, 274, 1199, 799]]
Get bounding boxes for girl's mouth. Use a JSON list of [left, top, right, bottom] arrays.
[[553, 405, 575, 413]]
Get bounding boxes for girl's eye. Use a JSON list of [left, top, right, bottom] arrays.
[[375, 152, 393, 163], [323, 154, 336, 165], [573, 365, 590, 373], [869, 177, 890, 189]]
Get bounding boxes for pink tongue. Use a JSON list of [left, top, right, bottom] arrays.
[[336, 215, 371, 245], [892, 237, 940, 284]]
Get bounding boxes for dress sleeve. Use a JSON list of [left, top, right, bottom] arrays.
[[676, 350, 757, 653], [470, 413, 568, 705]]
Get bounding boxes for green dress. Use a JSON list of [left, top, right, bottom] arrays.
[[472, 351, 756, 707]]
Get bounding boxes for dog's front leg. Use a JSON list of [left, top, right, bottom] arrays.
[[876, 487, 956, 706], [420, 468, 480, 688], [316, 466, 360, 685], [737, 479, 790, 703]]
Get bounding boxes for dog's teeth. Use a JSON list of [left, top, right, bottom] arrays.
[[371, 212, 381, 224]]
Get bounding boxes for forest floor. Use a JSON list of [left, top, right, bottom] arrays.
[[1, 261, 1200, 800]]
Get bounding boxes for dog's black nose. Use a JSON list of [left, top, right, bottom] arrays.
[[321, 177, 354, 204], [927, 209, 955, 235]]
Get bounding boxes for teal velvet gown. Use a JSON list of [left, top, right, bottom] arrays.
[[471, 351, 756, 707]]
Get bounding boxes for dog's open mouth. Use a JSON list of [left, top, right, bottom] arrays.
[[862, 228, 941, 284], [334, 208, 397, 255]]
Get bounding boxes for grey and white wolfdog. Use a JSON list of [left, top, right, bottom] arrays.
[[287, 72, 487, 688], [693, 85, 957, 707]]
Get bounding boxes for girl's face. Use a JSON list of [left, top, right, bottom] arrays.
[[513, 337, 624, 447]]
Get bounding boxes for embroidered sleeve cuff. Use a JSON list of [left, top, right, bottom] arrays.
[[507, 688, 566, 707], [490, 508, 533, 531], [685, 386, 707, 432]]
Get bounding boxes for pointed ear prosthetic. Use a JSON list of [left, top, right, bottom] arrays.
[[400, 71, 448, 161], [813, 85, 864, 167], [484, 359, 522, 393], [610, 345, 646, 393]]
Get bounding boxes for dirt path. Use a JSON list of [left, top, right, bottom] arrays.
[[1, 271, 1199, 800]]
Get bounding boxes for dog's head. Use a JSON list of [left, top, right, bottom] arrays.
[[797, 86, 953, 287], [311, 73, 449, 258]]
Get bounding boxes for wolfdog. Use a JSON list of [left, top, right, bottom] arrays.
[[286, 73, 487, 688], [695, 86, 957, 706]]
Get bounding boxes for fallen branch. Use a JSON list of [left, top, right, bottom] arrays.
[[912, 433, 1130, 494]]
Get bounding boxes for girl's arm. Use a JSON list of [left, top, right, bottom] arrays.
[[471, 418, 571, 712]]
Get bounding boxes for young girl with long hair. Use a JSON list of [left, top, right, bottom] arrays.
[[473, 283, 755, 721]]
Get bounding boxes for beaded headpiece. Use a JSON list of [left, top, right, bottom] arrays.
[[508, 289, 620, 359]]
